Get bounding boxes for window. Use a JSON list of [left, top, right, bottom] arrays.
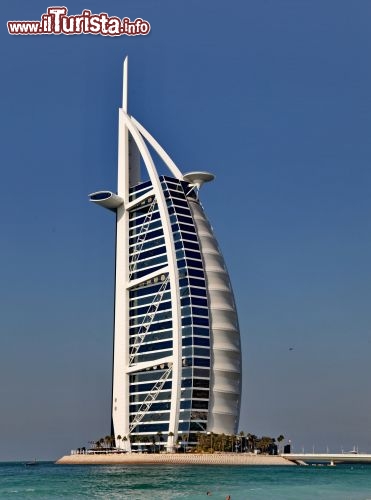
[[129, 218, 163, 237], [178, 223, 196, 234], [177, 214, 194, 225], [182, 347, 193, 358], [130, 280, 170, 300], [130, 245, 166, 262], [190, 296, 207, 307], [193, 337, 210, 347], [134, 423, 169, 433], [130, 236, 165, 253], [132, 401, 171, 412], [130, 299, 172, 318], [193, 368, 210, 378], [186, 258, 203, 269], [135, 340, 173, 353], [184, 249, 201, 260], [129, 209, 160, 229], [130, 380, 172, 393], [183, 240, 200, 251], [180, 233, 198, 243], [130, 290, 170, 308], [193, 326, 209, 336], [189, 278, 206, 288], [130, 310, 172, 327], [174, 206, 192, 216], [191, 410, 208, 420], [193, 317, 209, 327], [171, 198, 188, 208], [130, 330, 172, 344], [180, 400, 192, 410], [194, 357, 210, 367], [135, 412, 170, 423], [180, 296, 191, 307], [193, 378, 209, 388], [190, 422, 206, 431], [134, 350, 173, 363], [132, 254, 168, 272], [130, 371, 167, 384], [192, 389, 209, 399], [131, 264, 167, 281], [189, 287, 207, 297], [130, 390, 171, 403]]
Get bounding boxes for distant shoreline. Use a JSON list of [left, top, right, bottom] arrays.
[[56, 452, 295, 466]]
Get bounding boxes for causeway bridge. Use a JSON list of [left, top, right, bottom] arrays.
[[281, 453, 371, 465]]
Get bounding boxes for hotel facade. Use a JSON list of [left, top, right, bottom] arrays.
[[89, 59, 241, 451]]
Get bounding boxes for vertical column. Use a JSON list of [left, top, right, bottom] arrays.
[[112, 58, 130, 450]]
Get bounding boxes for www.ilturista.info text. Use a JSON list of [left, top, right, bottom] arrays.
[[7, 7, 151, 36]]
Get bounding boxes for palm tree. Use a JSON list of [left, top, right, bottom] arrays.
[[104, 435, 111, 450], [156, 431, 163, 453], [247, 434, 257, 453], [208, 432, 215, 452], [176, 436, 182, 452], [277, 434, 285, 454], [110, 435, 116, 449], [182, 434, 188, 453], [231, 434, 236, 453], [145, 435, 151, 452], [122, 435, 128, 452], [257, 436, 274, 454], [116, 434, 122, 450], [168, 431, 174, 453], [239, 431, 245, 453], [151, 435, 156, 453], [221, 433, 226, 452]]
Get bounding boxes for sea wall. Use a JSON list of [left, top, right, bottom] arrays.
[[56, 453, 295, 466]]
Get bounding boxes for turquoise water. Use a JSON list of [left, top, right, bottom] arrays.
[[1, 462, 371, 499]]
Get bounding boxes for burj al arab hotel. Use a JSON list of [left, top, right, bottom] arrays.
[[89, 59, 241, 451]]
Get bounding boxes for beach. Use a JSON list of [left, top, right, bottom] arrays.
[[56, 452, 295, 466]]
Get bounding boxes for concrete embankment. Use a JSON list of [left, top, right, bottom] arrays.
[[56, 453, 295, 466]]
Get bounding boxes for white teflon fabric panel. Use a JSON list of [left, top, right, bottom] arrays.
[[188, 200, 241, 435]]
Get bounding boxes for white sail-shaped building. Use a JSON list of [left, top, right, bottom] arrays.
[[89, 59, 241, 451]]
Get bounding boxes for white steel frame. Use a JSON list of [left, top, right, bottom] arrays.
[[113, 58, 182, 451]]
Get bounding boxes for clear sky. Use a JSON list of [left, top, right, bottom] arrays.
[[0, 0, 370, 461]]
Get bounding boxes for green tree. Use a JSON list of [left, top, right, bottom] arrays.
[[151, 435, 156, 453], [116, 434, 122, 449], [239, 431, 245, 453], [277, 435, 285, 453], [221, 433, 226, 452], [156, 431, 163, 453], [168, 431, 174, 453], [104, 435, 111, 449], [182, 434, 188, 453], [256, 436, 274, 454]]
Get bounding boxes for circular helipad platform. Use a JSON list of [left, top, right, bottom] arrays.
[[183, 171, 215, 188]]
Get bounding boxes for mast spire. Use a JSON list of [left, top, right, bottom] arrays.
[[122, 56, 128, 112]]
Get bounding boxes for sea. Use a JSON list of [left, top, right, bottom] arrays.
[[0, 462, 371, 499]]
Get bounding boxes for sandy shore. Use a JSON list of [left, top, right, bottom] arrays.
[[56, 453, 295, 466]]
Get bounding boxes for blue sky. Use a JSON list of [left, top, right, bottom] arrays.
[[0, 1, 370, 460]]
